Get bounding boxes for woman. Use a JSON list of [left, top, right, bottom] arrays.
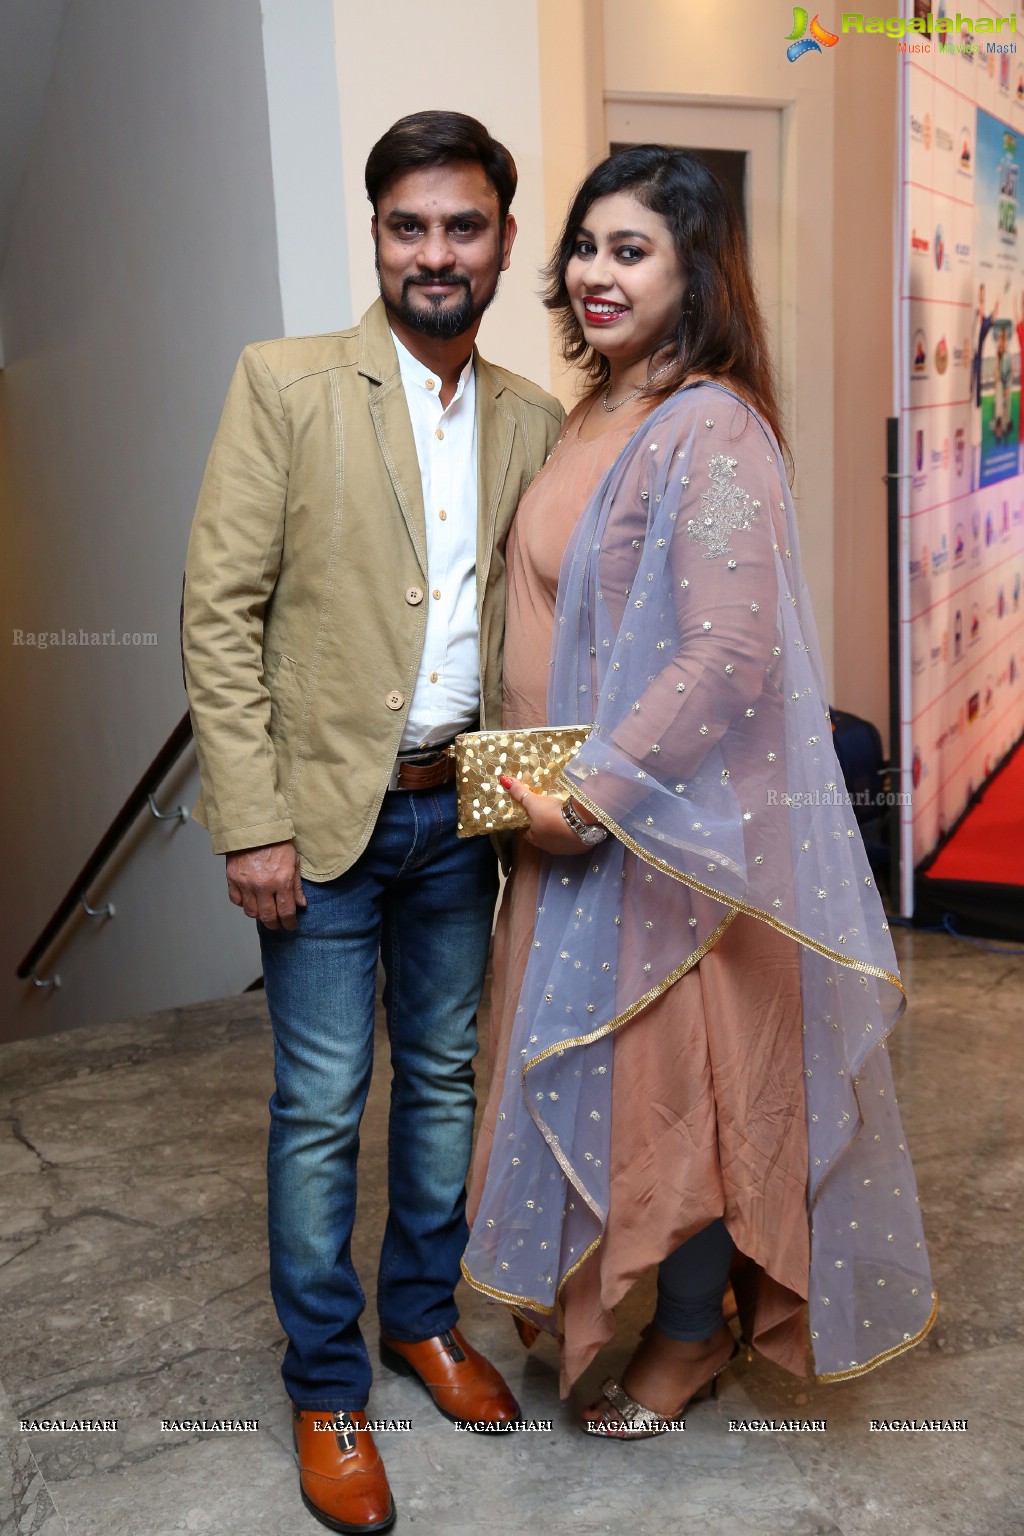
[[462, 146, 936, 1436]]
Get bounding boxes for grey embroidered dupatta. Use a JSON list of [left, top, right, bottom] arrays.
[[463, 383, 936, 1381]]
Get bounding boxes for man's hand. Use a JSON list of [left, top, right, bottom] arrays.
[[499, 775, 591, 856], [225, 841, 307, 930]]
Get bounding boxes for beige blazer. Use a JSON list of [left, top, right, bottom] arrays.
[[182, 298, 564, 879]]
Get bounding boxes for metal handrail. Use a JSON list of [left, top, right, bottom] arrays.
[[16, 711, 194, 981]]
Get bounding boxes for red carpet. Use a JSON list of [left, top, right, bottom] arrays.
[[916, 738, 1024, 939]]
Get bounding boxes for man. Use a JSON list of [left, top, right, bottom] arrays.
[[182, 111, 563, 1535]]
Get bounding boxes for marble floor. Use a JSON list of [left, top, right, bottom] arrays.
[[1, 927, 1021, 1536]]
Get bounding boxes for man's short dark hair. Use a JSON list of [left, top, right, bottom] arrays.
[[365, 111, 517, 221]]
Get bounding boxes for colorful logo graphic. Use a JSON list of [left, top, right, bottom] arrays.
[[959, 128, 973, 172], [912, 328, 928, 377], [785, 8, 839, 60]]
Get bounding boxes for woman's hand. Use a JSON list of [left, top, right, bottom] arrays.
[[500, 774, 592, 855]]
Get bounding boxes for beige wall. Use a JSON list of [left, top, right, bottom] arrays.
[[833, 39, 898, 752], [332, 0, 552, 388], [598, 0, 838, 690], [537, 0, 607, 403]]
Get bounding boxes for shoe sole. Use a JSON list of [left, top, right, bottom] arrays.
[[298, 1485, 396, 1535], [378, 1339, 521, 1428]]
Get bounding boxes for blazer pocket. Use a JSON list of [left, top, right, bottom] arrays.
[[266, 652, 302, 745]]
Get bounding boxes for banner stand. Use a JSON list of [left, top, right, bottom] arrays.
[[886, 416, 904, 916]]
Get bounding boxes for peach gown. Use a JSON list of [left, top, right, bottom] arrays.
[[467, 400, 811, 1394]]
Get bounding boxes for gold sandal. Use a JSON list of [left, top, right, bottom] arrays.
[[581, 1337, 740, 1441]]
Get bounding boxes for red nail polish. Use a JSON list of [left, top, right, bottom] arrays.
[[499, 774, 512, 789]]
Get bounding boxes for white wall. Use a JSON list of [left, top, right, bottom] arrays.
[[332, 0, 552, 389], [262, 0, 351, 335], [0, 0, 297, 1042]]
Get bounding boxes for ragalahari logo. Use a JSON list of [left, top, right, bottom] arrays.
[[785, 8, 839, 60]]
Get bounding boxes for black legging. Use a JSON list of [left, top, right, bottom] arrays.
[[654, 1217, 735, 1341]]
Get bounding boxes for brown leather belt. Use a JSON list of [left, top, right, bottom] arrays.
[[389, 745, 458, 792]]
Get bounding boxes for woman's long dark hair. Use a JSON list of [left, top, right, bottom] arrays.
[[545, 145, 788, 462]]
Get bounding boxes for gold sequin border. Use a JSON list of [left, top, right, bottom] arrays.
[[561, 777, 905, 993], [814, 1290, 938, 1383], [461, 909, 738, 1319], [565, 777, 939, 1383]]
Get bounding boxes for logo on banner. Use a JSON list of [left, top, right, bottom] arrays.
[[954, 522, 966, 563], [1011, 653, 1018, 684], [954, 427, 966, 476], [913, 428, 928, 492], [934, 228, 950, 272], [986, 511, 996, 546], [928, 437, 948, 477], [912, 748, 922, 789], [911, 538, 929, 580], [936, 121, 954, 152], [1000, 54, 1012, 92], [970, 602, 981, 644], [998, 585, 1006, 617], [959, 127, 973, 174], [912, 328, 928, 378], [1014, 570, 1021, 608], [954, 608, 963, 659], [911, 228, 930, 258], [785, 9, 839, 60], [935, 336, 949, 371], [954, 238, 971, 264], [932, 532, 949, 572], [968, 691, 980, 723]]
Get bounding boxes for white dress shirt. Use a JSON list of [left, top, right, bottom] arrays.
[[392, 330, 481, 751]]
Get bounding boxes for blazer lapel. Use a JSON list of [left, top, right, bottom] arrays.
[[360, 301, 427, 576], [474, 355, 516, 607]]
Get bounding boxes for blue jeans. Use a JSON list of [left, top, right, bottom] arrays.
[[258, 785, 498, 1412]]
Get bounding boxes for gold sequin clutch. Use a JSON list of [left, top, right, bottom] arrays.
[[452, 725, 592, 837]]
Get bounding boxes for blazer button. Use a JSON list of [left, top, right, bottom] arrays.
[[405, 586, 424, 605], [385, 690, 405, 711]]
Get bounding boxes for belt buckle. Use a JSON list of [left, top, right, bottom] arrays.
[[389, 744, 454, 792]]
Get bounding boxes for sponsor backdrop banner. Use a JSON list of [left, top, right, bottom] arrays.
[[898, 0, 1024, 910]]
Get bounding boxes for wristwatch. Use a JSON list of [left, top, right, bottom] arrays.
[[561, 796, 609, 847]]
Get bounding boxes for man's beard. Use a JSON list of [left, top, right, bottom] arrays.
[[377, 254, 501, 340]]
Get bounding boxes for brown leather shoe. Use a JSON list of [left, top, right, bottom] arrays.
[[291, 1408, 395, 1533], [379, 1326, 520, 1427]]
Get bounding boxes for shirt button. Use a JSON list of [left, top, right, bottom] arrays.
[[432, 588, 441, 600], [430, 672, 439, 683], [426, 379, 435, 390], [438, 509, 447, 521], [405, 586, 424, 605], [385, 690, 405, 711], [436, 428, 444, 440]]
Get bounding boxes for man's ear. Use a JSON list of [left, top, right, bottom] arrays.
[[500, 215, 518, 273], [370, 213, 378, 244]]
